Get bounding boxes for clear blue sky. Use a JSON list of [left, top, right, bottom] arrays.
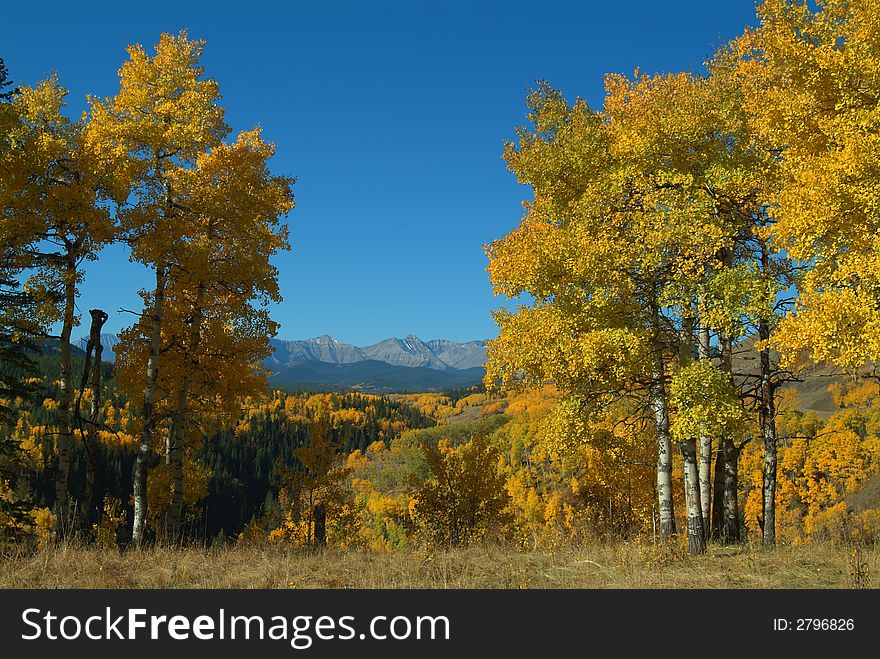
[[3, 0, 759, 345]]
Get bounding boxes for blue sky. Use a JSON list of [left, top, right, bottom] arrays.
[[3, 0, 759, 345]]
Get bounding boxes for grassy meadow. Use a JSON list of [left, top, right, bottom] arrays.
[[1, 541, 875, 589]]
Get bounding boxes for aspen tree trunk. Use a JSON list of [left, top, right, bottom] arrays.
[[314, 501, 326, 547], [165, 391, 186, 540], [758, 240, 778, 547], [718, 331, 743, 543], [698, 323, 712, 535], [165, 419, 174, 466], [54, 251, 77, 537], [649, 299, 676, 541], [759, 330, 777, 546], [718, 320, 742, 542], [132, 266, 166, 548], [167, 281, 206, 540], [678, 316, 705, 553], [651, 374, 676, 542], [711, 446, 726, 539], [159, 412, 176, 540], [712, 331, 735, 540], [79, 309, 108, 530], [711, 245, 739, 542], [681, 438, 706, 554], [722, 439, 741, 543]]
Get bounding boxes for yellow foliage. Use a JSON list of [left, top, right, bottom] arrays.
[[503, 385, 560, 417], [388, 393, 459, 420], [30, 507, 55, 551], [270, 419, 360, 548], [669, 360, 748, 442], [411, 435, 513, 548], [92, 496, 126, 550], [330, 408, 366, 427], [146, 459, 212, 537]]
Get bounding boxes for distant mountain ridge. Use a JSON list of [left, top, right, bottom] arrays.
[[267, 334, 487, 371], [264, 334, 487, 392]]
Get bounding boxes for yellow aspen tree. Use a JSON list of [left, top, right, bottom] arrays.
[[271, 419, 356, 547], [412, 434, 512, 548], [87, 31, 228, 547], [0, 59, 45, 539], [153, 129, 293, 538], [114, 131, 292, 541], [735, 0, 880, 542], [742, 1, 880, 371], [2, 76, 116, 534]]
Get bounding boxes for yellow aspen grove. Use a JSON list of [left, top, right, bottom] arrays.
[[1, 76, 116, 535], [608, 53, 794, 548], [486, 80, 730, 546], [488, 51, 796, 553], [87, 31, 228, 547]]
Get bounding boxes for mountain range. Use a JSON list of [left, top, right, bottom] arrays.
[[266, 334, 486, 370], [77, 333, 488, 393], [265, 334, 487, 392]]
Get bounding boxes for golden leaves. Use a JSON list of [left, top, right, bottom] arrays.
[[669, 360, 747, 443], [744, 1, 880, 369]]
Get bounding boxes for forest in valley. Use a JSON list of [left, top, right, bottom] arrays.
[[3, 0, 880, 576]]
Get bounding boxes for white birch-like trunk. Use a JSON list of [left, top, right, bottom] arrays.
[[697, 323, 712, 535], [681, 438, 706, 554], [650, 361, 676, 542], [132, 266, 166, 548], [649, 297, 676, 542]]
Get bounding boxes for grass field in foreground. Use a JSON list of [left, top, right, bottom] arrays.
[[1, 542, 876, 589]]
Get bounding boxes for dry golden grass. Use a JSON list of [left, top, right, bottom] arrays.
[[1, 540, 877, 589]]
